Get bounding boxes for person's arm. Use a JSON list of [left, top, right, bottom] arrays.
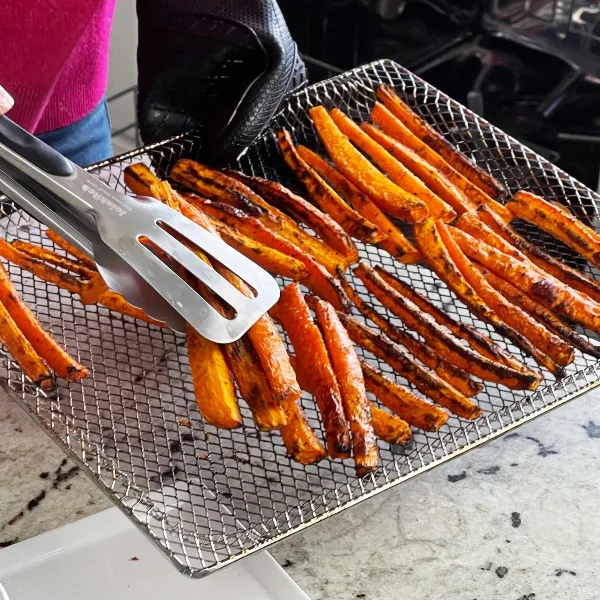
[[0, 85, 14, 116], [136, 0, 306, 165]]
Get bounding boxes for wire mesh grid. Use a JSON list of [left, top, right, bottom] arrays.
[[2, 59, 600, 577]]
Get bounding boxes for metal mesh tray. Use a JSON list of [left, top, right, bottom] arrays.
[[3, 59, 600, 577]]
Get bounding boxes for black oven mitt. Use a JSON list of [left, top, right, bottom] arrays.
[[136, 0, 306, 165]]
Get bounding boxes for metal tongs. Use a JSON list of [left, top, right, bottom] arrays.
[[0, 116, 280, 343]]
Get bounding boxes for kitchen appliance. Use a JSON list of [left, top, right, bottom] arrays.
[[0, 508, 308, 600], [0, 117, 280, 342], [2, 60, 600, 578]]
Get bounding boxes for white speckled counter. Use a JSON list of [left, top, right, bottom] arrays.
[[2, 385, 600, 600]]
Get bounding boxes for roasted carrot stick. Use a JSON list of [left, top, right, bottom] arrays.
[[331, 109, 455, 222], [370, 406, 412, 445], [337, 312, 482, 419], [507, 190, 600, 269], [362, 122, 474, 215], [413, 217, 561, 374], [478, 204, 600, 305], [297, 146, 421, 263], [45, 229, 96, 270], [280, 397, 327, 464], [277, 129, 384, 244], [278, 283, 350, 458], [308, 106, 429, 223], [338, 271, 481, 396], [451, 226, 600, 335], [440, 224, 573, 368], [11, 240, 96, 279], [314, 298, 379, 475], [224, 171, 358, 266], [370, 101, 510, 219], [377, 84, 508, 200], [0, 300, 53, 389], [361, 361, 449, 431], [354, 262, 541, 389], [479, 266, 600, 359], [372, 266, 531, 373], [0, 262, 87, 381]]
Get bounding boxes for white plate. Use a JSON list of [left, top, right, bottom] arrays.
[[0, 508, 309, 600]]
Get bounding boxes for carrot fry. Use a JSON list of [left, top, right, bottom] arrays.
[[224, 170, 358, 266], [354, 262, 541, 389], [451, 225, 600, 335], [338, 271, 481, 396], [186, 326, 242, 428], [45, 229, 96, 269], [0, 300, 53, 389], [370, 406, 412, 445], [314, 299, 379, 475], [280, 398, 327, 464], [278, 283, 350, 458], [199, 201, 349, 310], [362, 122, 474, 215], [277, 129, 384, 243], [440, 224, 573, 368], [361, 361, 448, 431], [413, 217, 561, 374], [479, 266, 600, 359], [478, 204, 600, 305], [308, 107, 429, 223], [11, 240, 96, 278], [377, 84, 508, 200], [507, 190, 600, 269], [298, 146, 421, 263], [0, 262, 87, 381], [331, 109, 455, 222], [337, 312, 482, 419], [373, 265, 537, 374], [370, 101, 510, 219]]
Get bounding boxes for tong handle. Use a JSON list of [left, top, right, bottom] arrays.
[[0, 116, 74, 177]]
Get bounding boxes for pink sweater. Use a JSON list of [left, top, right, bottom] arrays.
[[0, 0, 117, 134]]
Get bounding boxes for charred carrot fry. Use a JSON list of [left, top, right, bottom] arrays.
[[355, 263, 541, 389], [45, 229, 96, 270], [478, 204, 600, 305], [440, 224, 573, 368], [479, 266, 600, 359], [451, 226, 600, 336], [277, 129, 384, 244], [11, 240, 96, 279], [372, 266, 534, 374], [507, 191, 600, 269], [370, 101, 510, 219], [0, 300, 53, 389], [338, 271, 481, 396], [337, 312, 481, 419], [370, 406, 412, 445], [361, 361, 449, 431], [314, 299, 379, 475], [280, 398, 327, 464], [331, 109, 455, 222], [224, 171, 358, 266], [0, 262, 87, 381], [362, 122, 474, 215], [199, 201, 349, 310], [308, 106, 429, 223], [278, 283, 350, 458], [298, 146, 421, 263], [413, 217, 561, 373], [377, 84, 508, 200]]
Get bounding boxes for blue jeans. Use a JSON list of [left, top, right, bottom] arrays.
[[37, 101, 113, 167]]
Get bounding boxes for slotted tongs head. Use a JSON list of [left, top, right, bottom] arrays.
[[0, 116, 280, 343]]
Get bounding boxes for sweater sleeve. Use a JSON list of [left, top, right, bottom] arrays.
[[136, 0, 305, 164]]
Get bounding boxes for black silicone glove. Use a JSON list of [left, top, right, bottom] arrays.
[[136, 0, 306, 165]]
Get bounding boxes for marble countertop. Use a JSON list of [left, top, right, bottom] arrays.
[[2, 386, 600, 600]]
